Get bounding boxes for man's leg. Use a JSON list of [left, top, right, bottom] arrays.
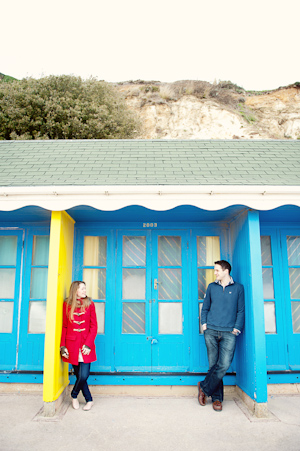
[[200, 331, 236, 402], [198, 329, 219, 404], [211, 379, 223, 403], [205, 330, 223, 403], [204, 329, 219, 370]]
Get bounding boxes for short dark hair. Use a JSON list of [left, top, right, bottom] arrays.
[[214, 260, 231, 274]]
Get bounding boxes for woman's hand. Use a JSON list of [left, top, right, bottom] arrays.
[[60, 346, 69, 359], [82, 345, 91, 355]]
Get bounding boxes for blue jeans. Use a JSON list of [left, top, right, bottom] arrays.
[[200, 329, 236, 402], [71, 363, 92, 402]]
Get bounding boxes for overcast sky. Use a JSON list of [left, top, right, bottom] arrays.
[[1, 0, 299, 91]]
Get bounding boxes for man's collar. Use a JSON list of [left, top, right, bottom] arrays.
[[215, 276, 234, 287]]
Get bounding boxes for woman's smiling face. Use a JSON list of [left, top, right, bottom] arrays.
[[76, 282, 86, 298]]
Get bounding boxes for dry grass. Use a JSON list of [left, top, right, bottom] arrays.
[[116, 79, 249, 110], [159, 84, 176, 100]]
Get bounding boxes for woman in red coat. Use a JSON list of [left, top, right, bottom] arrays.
[[60, 281, 97, 411]]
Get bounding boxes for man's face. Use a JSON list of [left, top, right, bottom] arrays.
[[214, 264, 228, 282]]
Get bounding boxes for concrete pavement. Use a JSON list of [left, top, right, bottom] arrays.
[[1, 391, 300, 451]]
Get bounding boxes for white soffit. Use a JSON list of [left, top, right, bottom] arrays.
[[0, 185, 300, 212]]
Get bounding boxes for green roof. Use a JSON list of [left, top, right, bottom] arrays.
[[0, 139, 300, 186]]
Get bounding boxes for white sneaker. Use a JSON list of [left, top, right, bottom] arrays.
[[72, 398, 80, 410], [83, 401, 94, 411]]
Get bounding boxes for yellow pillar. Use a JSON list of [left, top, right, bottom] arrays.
[[43, 211, 75, 405]]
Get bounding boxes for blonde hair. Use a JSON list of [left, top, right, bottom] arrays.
[[65, 281, 92, 321]]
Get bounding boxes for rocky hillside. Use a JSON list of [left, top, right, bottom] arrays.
[[116, 80, 300, 140], [2, 73, 299, 139]]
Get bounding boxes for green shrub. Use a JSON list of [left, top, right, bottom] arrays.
[[0, 75, 140, 140], [140, 85, 160, 93]]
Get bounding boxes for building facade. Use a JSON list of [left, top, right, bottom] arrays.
[[0, 140, 299, 412]]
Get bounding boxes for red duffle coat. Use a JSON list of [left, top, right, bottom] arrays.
[[60, 299, 97, 365]]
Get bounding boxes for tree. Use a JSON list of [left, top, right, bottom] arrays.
[[0, 75, 140, 140]]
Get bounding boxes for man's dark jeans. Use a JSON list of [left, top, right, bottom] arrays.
[[71, 363, 92, 402], [200, 329, 236, 402]]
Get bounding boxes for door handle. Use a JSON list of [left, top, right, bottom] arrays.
[[146, 337, 158, 344], [154, 279, 161, 289]]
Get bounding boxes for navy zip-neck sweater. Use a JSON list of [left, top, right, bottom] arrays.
[[201, 281, 245, 332]]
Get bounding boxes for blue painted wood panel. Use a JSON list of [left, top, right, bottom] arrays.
[[0, 226, 50, 371], [260, 226, 300, 371], [0, 230, 24, 371], [231, 211, 268, 403], [18, 228, 50, 371], [281, 228, 300, 370], [260, 228, 288, 371], [151, 230, 189, 372], [114, 230, 152, 371], [74, 224, 229, 376]]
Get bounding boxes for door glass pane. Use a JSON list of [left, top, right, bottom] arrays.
[[262, 268, 274, 299], [261, 236, 273, 266], [264, 302, 277, 333], [289, 268, 300, 299], [158, 236, 181, 266], [83, 268, 106, 300], [0, 236, 18, 265], [123, 236, 146, 267], [159, 303, 182, 334], [198, 268, 215, 299], [0, 302, 14, 333], [0, 268, 16, 299], [30, 268, 48, 299], [94, 303, 105, 334], [287, 236, 300, 266], [291, 302, 300, 333], [123, 269, 146, 299], [158, 268, 182, 300], [197, 236, 220, 266], [199, 303, 204, 334], [28, 301, 46, 333], [32, 236, 50, 265], [84, 236, 107, 266], [122, 302, 145, 333]]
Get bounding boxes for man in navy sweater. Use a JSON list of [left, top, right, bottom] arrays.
[[198, 260, 245, 412]]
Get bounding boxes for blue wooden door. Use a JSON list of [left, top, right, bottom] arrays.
[[150, 230, 189, 372], [114, 231, 152, 371], [114, 230, 190, 372], [260, 228, 300, 370], [281, 231, 300, 370], [0, 230, 24, 371], [260, 230, 288, 370], [18, 230, 50, 371]]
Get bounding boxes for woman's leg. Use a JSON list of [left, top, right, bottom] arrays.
[[71, 363, 92, 402]]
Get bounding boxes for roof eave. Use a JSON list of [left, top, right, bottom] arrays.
[[0, 185, 300, 212]]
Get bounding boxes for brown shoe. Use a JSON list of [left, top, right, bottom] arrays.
[[212, 400, 222, 412], [197, 382, 206, 406]]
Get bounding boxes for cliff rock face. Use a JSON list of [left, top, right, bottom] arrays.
[[245, 87, 300, 139], [117, 81, 300, 140]]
